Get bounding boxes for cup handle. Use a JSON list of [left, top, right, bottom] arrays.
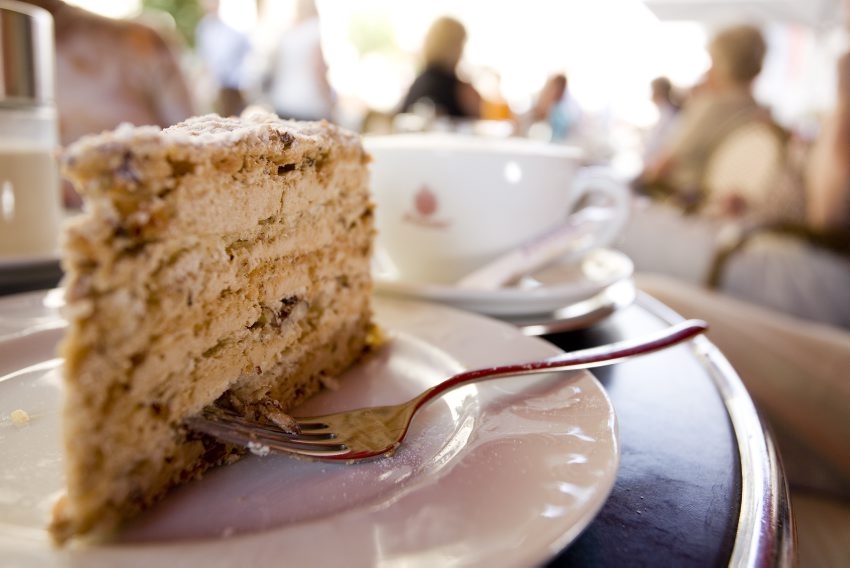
[[455, 167, 630, 290], [564, 166, 631, 258]]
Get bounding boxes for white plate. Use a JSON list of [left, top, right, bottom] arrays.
[[374, 248, 634, 317], [0, 294, 618, 567], [0, 289, 66, 342]]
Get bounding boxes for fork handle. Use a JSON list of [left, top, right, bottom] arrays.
[[411, 319, 708, 412]]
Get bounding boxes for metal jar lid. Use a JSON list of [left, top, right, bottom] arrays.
[[0, 0, 54, 106]]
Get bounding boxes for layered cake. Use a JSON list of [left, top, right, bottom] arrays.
[[49, 109, 375, 543]]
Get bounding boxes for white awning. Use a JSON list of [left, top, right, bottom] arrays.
[[643, 0, 843, 30]]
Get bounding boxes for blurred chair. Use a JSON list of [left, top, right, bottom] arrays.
[[701, 120, 788, 217], [703, 226, 850, 333], [616, 118, 797, 290], [707, 221, 850, 291]]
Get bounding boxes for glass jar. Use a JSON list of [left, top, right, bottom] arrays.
[[0, 1, 62, 258]]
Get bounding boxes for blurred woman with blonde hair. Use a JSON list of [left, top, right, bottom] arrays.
[[400, 16, 482, 119]]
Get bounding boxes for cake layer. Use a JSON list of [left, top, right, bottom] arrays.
[[60, 111, 366, 240], [51, 111, 375, 543]]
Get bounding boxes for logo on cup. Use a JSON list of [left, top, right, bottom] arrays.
[[403, 185, 449, 228]]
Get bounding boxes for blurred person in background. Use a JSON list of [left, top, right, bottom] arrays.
[[264, 0, 334, 121], [399, 16, 482, 120], [520, 73, 582, 143], [195, 0, 250, 117], [804, 49, 850, 238], [642, 76, 682, 164], [618, 19, 849, 329], [545, 74, 581, 143], [636, 24, 772, 209], [20, 0, 195, 208]]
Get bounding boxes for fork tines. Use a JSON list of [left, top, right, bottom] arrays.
[[186, 408, 350, 458]]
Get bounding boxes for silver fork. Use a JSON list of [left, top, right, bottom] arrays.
[[186, 319, 707, 462]]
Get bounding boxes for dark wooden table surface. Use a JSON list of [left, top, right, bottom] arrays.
[[542, 292, 794, 567]]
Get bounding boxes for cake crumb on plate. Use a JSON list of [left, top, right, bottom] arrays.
[[10, 409, 30, 426]]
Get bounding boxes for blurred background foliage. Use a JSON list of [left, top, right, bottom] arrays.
[[347, 11, 397, 57], [142, 0, 203, 46]]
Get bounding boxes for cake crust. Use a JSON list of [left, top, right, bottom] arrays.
[[51, 110, 375, 543]]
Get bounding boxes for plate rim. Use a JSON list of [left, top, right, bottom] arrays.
[[0, 292, 619, 566]]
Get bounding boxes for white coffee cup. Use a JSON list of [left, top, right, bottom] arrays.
[[366, 133, 631, 285]]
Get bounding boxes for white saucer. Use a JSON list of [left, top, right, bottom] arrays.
[[0, 294, 618, 567], [508, 278, 637, 336], [374, 248, 634, 317]]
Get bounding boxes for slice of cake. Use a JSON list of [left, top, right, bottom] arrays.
[[49, 109, 375, 543]]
